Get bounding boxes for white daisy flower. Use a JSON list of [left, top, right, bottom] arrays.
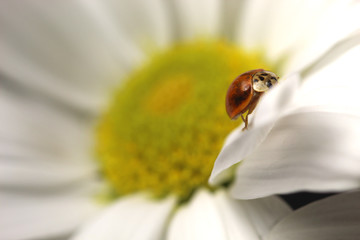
[[1, 0, 360, 240]]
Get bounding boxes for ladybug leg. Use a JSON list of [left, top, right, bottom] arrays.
[[248, 92, 263, 115], [242, 92, 263, 130], [241, 113, 249, 131]]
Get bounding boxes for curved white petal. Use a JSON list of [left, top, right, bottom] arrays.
[[0, 160, 98, 191], [0, 193, 101, 240], [79, 0, 172, 50], [209, 123, 274, 186], [0, 0, 149, 113], [170, 0, 221, 40], [239, 195, 292, 238], [237, 0, 360, 74], [294, 44, 360, 116], [236, 0, 274, 50], [218, 0, 245, 40], [72, 193, 176, 240], [299, 30, 360, 79], [284, 1, 360, 74], [209, 74, 300, 185], [167, 189, 256, 240], [231, 111, 360, 199], [0, 88, 99, 190], [167, 189, 291, 240], [167, 190, 228, 240], [265, 191, 360, 240]]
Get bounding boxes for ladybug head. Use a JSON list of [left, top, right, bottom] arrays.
[[252, 71, 279, 92]]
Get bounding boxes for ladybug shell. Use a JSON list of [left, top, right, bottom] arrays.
[[225, 69, 264, 119]]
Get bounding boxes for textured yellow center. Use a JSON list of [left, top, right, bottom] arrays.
[[145, 75, 192, 115], [96, 40, 273, 201]]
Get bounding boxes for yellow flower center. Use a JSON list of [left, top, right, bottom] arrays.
[[96, 40, 274, 201]]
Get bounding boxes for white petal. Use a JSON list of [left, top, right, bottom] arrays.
[[265, 191, 360, 240], [293, 44, 360, 117], [239, 196, 292, 238], [0, 0, 144, 113], [79, 0, 172, 50], [0, 193, 101, 240], [209, 74, 300, 185], [72, 193, 176, 240], [0, 160, 98, 191], [0, 88, 99, 190], [170, 0, 221, 40], [231, 111, 360, 199], [236, 0, 274, 50], [237, 0, 360, 73], [167, 190, 226, 240], [214, 191, 291, 240], [218, 0, 246, 40], [167, 189, 291, 240], [260, 0, 330, 62], [167, 189, 251, 240], [209, 123, 274, 185], [284, 1, 360, 74], [0, 89, 92, 160], [299, 30, 360, 79]]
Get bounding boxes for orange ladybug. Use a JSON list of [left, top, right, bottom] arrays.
[[225, 69, 279, 130]]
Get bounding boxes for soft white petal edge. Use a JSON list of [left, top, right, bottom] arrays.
[[265, 191, 360, 240], [0, 194, 102, 240], [237, 0, 360, 75], [299, 30, 360, 79], [239, 194, 292, 238], [0, 88, 99, 189], [171, 0, 221, 40], [0, 0, 141, 114], [71, 193, 176, 240], [231, 111, 360, 199], [167, 189, 291, 240], [167, 189, 231, 240], [209, 73, 300, 185]]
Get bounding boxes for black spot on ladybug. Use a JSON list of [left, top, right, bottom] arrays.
[[271, 77, 277, 80], [254, 79, 259, 83], [266, 81, 273, 88], [259, 76, 264, 81], [261, 73, 268, 76]]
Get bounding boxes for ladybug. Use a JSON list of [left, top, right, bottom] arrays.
[[225, 69, 279, 130]]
